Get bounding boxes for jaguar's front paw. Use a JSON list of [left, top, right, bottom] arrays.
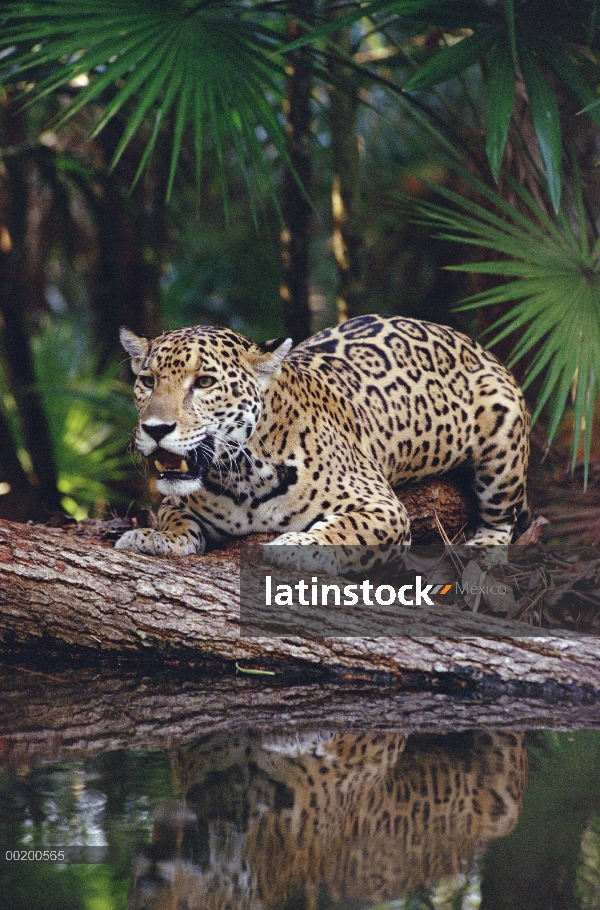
[[115, 529, 199, 557], [263, 535, 342, 575]]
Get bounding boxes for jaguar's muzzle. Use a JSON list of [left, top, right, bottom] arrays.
[[150, 437, 214, 484]]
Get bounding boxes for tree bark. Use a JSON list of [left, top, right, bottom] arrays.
[[327, 18, 365, 323], [92, 123, 163, 366], [280, 1, 315, 344], [1, 490, 600, 688], [0, 99, 63, 517]]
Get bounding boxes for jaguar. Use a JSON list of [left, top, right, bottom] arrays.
[[116, 314, 529, 573]]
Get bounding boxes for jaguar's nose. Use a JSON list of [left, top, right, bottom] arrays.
[[141, 422, 176, 443]]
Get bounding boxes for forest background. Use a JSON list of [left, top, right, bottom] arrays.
[[1, 0, 600, 537]]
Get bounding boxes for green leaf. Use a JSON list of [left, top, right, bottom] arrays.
[[109, 36, 180, 169], [414, 175, 562, 249], [404, 27, 497, 92], [519, 50, 563, 212], [503, 0, 517, 62], [192, 77, 205, 195], [485, 40, 516, 180], [88, 32, 178, 138], [538, 43, 600, 130], [165, 56, 192, 202], [586, 0, 600, 45], [458, 278, 549, 310]]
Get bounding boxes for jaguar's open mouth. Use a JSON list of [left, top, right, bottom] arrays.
[[151, 437, 214, 483]]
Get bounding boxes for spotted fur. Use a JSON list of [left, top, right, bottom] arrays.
[[116, 315, 529, 572]]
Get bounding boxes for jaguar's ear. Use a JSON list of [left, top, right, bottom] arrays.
[[120, 327, 150, 375], [253, 337, 293, 382], [257, 337, 289, 354]]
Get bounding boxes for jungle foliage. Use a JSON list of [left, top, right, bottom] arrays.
[[1, 0, 600, 519]]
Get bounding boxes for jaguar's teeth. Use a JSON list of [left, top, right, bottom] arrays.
[[155, 460, 166, 473], [179, 460, 189, 473]]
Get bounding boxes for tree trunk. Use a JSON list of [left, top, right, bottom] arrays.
[[327, 18, 365, 323], [92, 123, 163, 366], [0, 99, 62, 517], [280, 1, 315, 344], [0, 274, 62, 517], [0, 407, 40, 522], [1, 496, 599, 689]]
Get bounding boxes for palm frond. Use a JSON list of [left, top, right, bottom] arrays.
[[408, 174, 600, 483], [0, 0, 291, 205], [285, 0, 600, 212]]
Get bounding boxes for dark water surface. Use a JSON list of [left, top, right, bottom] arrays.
[[1, 668, 600, 909]]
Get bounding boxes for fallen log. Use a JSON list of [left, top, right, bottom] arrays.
[[1, 482, 600, 690]]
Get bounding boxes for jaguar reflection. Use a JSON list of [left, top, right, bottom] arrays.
[[129, 730, 527, 910]]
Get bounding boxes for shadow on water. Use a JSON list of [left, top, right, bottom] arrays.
[[1, 725, 600, 908]]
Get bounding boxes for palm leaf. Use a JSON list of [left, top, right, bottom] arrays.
[[503, 0, 516, 62], [403, 26, 497, 92], [0, 0, 291, 205], [484, 39, 516, 180], [519, 50, 563, 211], [407, 174, 600, 484], [283, 0, 600, 213]]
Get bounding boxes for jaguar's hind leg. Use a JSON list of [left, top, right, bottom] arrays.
[[466, 415, 529, 547]]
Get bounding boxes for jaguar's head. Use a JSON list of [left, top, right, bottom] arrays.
[[120, 325, 292, 497]]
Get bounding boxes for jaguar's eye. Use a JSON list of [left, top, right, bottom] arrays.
[[194, 375, 216, 389], [139, 374, 155, 389]]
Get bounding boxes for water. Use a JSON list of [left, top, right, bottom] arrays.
[[1, 668, 600, 909]]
